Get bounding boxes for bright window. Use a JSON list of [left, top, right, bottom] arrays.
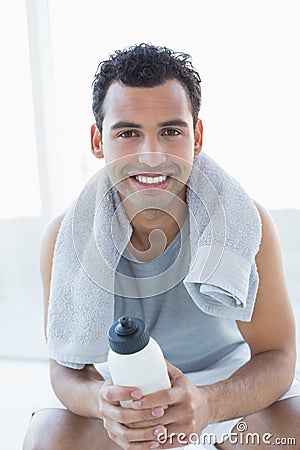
[[0, 0, 40, 218]]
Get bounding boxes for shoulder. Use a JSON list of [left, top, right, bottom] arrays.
[[252, 200, 282, 268], [253, 200, 277, 236], [40, 213, 66, 282], [237, 200, 296, 356]]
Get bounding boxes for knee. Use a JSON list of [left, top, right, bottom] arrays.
[[23, 427, 48, 450], [22, 408, 112, 450], [22, 409, 73, 450]]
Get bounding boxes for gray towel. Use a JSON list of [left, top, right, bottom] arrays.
[[47, 153, 262, 366]]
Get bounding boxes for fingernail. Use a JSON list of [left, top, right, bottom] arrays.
[[130, 390, 142, 399], [150, 443, 159, 449], [152, 407, 164, 417], [132, 400, 142, 408], [153, 426, 164, 436]]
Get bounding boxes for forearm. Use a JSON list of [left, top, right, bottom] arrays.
[[202, 349, 295, 424], [50, 359, 104, 418]]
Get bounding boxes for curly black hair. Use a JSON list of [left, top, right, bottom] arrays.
[[92, 43, 201, 134]]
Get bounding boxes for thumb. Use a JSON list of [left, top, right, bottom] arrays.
[[165, 359, 184, 383]]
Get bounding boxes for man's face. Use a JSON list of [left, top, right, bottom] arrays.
[[97, 79, 202, 210]]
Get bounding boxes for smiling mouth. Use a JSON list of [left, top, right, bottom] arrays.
[[134, 174, 168, 184], [129, 173, 171, 191]]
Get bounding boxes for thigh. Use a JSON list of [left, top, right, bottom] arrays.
[[216, 396, 300, 450], [23, 408, 121, 450]]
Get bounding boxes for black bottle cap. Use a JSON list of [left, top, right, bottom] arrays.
[[108, 316, 150, 355]]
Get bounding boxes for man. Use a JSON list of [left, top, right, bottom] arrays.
[[24, 44, 300, 449]]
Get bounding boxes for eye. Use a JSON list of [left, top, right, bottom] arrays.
[[118, 130, 139, 138], [162, 128, 181, 136]]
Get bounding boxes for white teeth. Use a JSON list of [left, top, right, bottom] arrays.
[[135, 175, 167, 184]]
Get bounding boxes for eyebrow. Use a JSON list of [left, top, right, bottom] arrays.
[[110, 119, 189, 131], [110, 121, 142, 130], [158, 119, 189, 128]]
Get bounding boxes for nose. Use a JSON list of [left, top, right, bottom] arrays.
[[137, 138, 167, 167], [138, 151, 167, 167]]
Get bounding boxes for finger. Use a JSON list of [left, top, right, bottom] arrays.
[[128, 413, 168, 430], [100, 380, 143, 403], [104, 417, 167, 448], [103, 401, 165, 425], [129, 403, 185, 429], [131, 384, 185, 410], [165, 359, 184, 381]]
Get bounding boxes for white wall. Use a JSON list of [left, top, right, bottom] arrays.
[[48, 0, 300, 210]]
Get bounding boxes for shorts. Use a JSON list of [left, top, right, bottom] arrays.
[[33, 342, 300, 450]]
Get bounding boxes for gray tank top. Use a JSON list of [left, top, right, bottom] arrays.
[[114, 219, 244, 373]]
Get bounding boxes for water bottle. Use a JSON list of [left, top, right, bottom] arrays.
[[108, 316, 171, 408]]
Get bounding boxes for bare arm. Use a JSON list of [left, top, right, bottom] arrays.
[[41, 214, 105, 418], [127, 202, 297, 440], [201, 201, 296, 423]]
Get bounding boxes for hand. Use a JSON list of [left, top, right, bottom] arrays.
[[98, 378, 168, 449], [129, 360, 210, 448]]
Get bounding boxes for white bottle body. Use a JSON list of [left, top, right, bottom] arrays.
[[108, 337, 171, 408]]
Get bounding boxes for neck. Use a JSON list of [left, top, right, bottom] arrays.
[[126, 197, 188, 262]]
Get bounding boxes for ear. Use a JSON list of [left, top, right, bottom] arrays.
[[90, 124, 104, 159], [194, 119, 203, 156]]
